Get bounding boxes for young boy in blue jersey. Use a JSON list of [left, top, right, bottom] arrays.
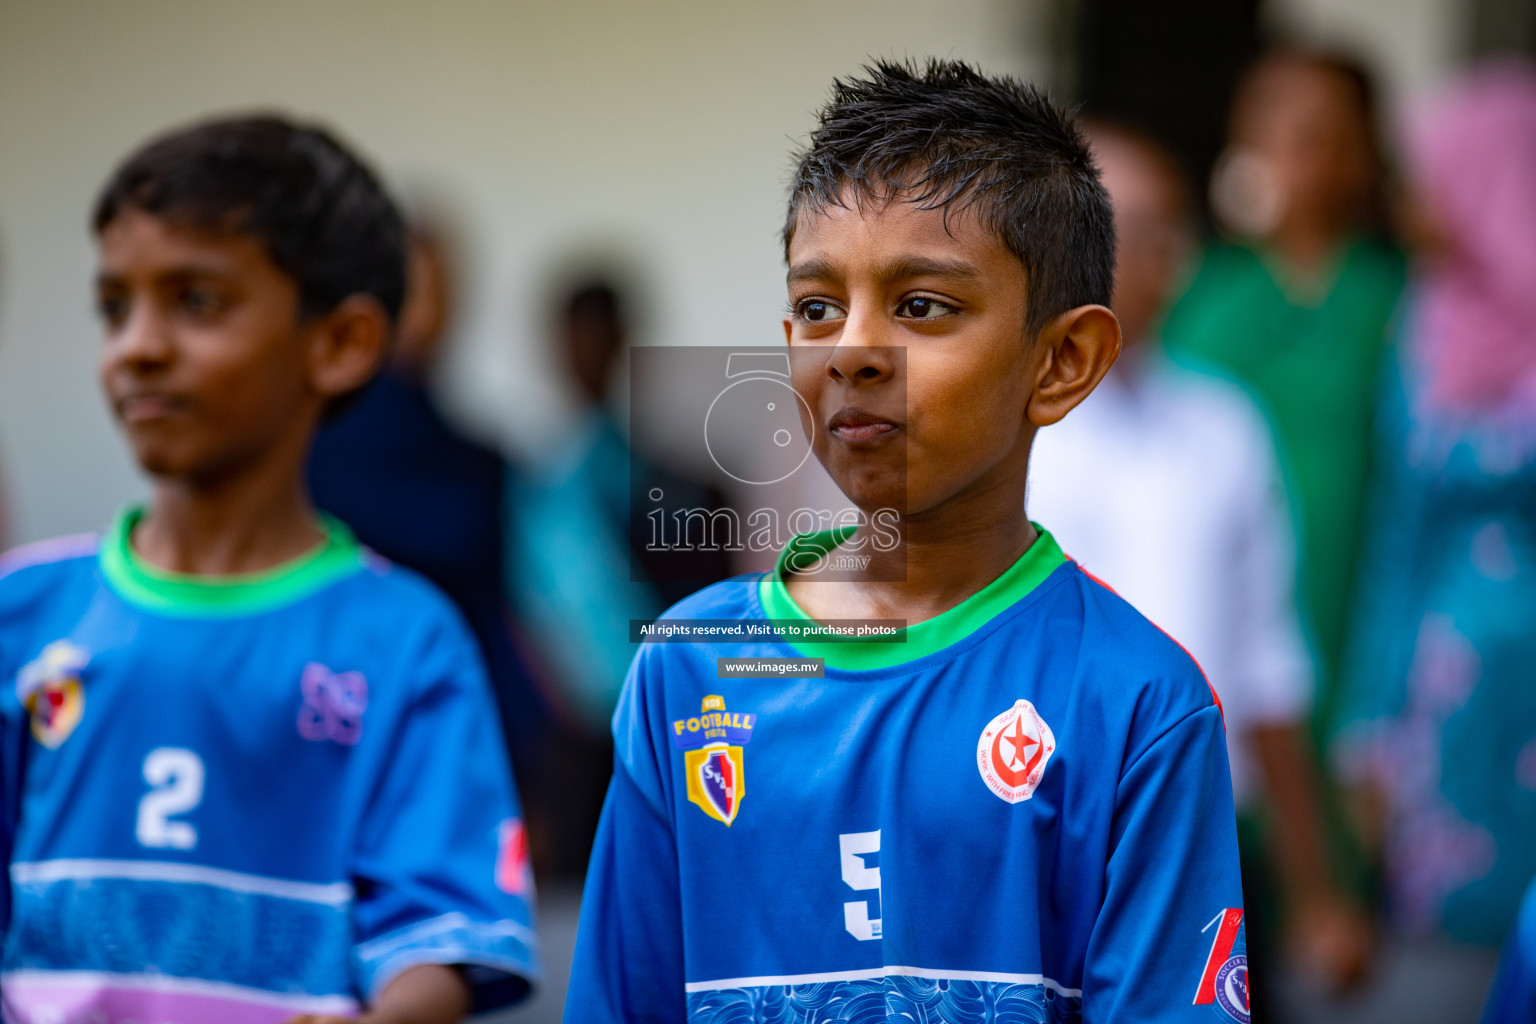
[[0, 116, 536, 1024], [566, 60, 1248, 1023]]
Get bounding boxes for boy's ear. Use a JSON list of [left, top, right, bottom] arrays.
[[306, 295, 391, 400], [1025, 304, 1121, 427]]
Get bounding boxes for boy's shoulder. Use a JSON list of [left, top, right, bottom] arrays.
[[654, 572, 764, 622], [330, 546, 480, 646], [1062, 559, 1221, 721], [623, 574, 763, 675], [0, 533, 103, 610], [344, 544, 456, 610]]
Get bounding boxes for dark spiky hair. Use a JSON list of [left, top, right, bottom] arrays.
[[93, 114, 406, 325], [785, 59, 1115, 335]]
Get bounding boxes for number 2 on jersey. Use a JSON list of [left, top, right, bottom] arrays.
[[136, 747, 205, 850], [839, 830, 882, 941]]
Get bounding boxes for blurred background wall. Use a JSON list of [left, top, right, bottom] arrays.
[[0, 0, 1512, 547]]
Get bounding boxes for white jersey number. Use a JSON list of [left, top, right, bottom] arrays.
[[136, 747, 205, 850], [839, 830, 882, 941]]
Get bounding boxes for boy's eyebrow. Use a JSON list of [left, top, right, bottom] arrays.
[[786, 257, 840, 286], [94, 261, 240, 288], [787, 255, 983, 286], [879, 255, 982, 282]]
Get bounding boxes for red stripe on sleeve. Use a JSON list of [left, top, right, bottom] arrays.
[[1193, 908, 1244, 1004]]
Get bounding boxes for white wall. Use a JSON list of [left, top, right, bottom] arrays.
[[1267, 0, 1468, 110], [0, 0, 1039, 545]]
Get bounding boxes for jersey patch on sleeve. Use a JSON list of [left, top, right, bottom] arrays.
[[1194, 907, 1249, 1022]]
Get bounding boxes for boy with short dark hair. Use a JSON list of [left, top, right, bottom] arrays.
[[565, 60, 1246, 1023], [0, 115, 536, 1024]]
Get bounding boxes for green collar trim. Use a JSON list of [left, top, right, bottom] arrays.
[[100, 505, 364, 617], [758, 525, 1066, 671]]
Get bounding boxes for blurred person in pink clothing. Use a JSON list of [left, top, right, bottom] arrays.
[[1327, 60, 1536, 1024]]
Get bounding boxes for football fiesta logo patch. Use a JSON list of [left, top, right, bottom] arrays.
[[672, 694, 754, 826], [976, 698, 1055, 803], [16, 640, 89, 749]]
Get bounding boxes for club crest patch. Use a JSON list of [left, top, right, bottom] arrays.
[[16, 641, 89, 749], [674, 695, 753, 826], [976, 698, 1055, 803]]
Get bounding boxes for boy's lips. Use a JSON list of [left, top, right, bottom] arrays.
[[827, 407, 900, 445], [116, 393, 187, 422]]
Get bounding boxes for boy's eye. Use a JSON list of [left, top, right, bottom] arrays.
[[896, 296, 958, 319], [796, 299, 846, 323], [180, 286, 227, 318], [97, 293, 129, 328]]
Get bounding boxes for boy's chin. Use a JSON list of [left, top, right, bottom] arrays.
[[126, 441, 232, 488], [126, 443, 189, 481], [826, 475, 906, 519]]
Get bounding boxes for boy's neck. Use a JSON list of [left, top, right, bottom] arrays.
[[134, 466, 325, 577], [785, 471, 1037, 627]]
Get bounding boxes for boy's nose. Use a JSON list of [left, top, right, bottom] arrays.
[[825, 336, 899, 386], [111, 306, 175, 369]]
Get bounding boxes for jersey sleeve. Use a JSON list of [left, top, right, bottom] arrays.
[[1482, 882, 1536, 1024], [1083, 703, 1248, 1023], [563, 649, 686, 1024], [349, 611, 539, 1012], [0, 560, 39, 938], [0, 684, 20, 935]]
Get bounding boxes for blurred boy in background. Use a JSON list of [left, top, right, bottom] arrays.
[[1332, 60, 1536, 1024], [1163, 47, 1406, 734], [1028, 122, 1371, 1016], [0, 115, 537, 1023]]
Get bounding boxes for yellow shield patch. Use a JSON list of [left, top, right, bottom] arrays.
[[17, 640, 89, 749]]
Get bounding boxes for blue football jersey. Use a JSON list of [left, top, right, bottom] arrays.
[[1483, 876, 1536, 1024], [565, 528, 1248, 1024], [0, 508, 538, 1023]]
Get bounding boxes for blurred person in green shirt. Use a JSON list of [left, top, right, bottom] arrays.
[[1163, 47, 1405, 730]]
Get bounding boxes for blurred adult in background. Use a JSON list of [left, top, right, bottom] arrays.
[[507, 275, 732, 880], [1162, 47, 1406, 734], [1329, 61, 1536, 1022], [306, 218, 545, 797], [1029, 123, 1371, 1017]]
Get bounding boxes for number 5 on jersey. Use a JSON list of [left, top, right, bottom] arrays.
[[840, 830, 881, 941], [136, 747, 205, 850]]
